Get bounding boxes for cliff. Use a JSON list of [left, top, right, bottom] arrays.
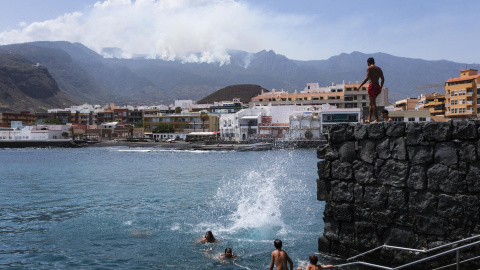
[[0, 53, 75, 112]]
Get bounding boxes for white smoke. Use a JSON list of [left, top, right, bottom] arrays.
[[0, 0, 308, 65]]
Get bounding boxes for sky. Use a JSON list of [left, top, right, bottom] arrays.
[[0, 0, 478, 64]]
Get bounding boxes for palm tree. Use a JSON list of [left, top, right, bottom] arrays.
[[200, 111, 208, 132]]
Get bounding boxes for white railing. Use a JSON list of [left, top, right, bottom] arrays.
[[332, 235, 480, 270]]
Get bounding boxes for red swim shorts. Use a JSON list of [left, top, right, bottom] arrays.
[[368, 84, 381, 98]]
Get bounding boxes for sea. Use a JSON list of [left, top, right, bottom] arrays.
[[0, 147, 330, 269]]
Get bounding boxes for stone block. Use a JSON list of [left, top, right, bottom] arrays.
[[317, 144, 332, 160], [338, 221, 355, 245], [329, 124, 354, 143], [332, 203, 353, 222], [407, 145, 434, 165], [427, 164, 448, 191], [408, 165, 427, 190], [353, 160, 376, 184], [386, 122, 406, 137], [358, 139, 376, 163], [317, 160, 331, 180], [354, 184, 364, 204], [390, 137, 407, 160], [317, 178, 330, 201], [466, 162, 480, 192], [443, 166, 467, 194], [463, 195, 480, 221], [405, 122, 423, 145], [364, 186, 387, 208], [331, 160, 353, 180], [434, 141, 457, 166], [388, 188, 408, 210], [378, 159, 409, 187], [384, 225, 416, 247], [457, 140, 477, 163], [376, 137, 391, 160], [437, 194, 463, 218], [354, 208, 372, 222], [338, 141, 357, 163], [354, 123, 368, 140], [367, 123, 385, 139], [414, 215, 448, 236], [409, 191, 437, 214], [318, 236, 331, 254], [371, 210, 394, 224], [355, 222, 381, 250], [452, 120, 478, 139], [331, 180, 354, 202], [423, 122, 452, 142], [323, 217, 339, 241]]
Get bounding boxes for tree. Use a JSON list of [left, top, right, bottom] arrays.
[[152, 123, 174, 133], [175, 107, 182, 114], [305, 129, 313, 140], [45, 118, 64, 125], [61, 132, 69, 139], [200, 111, 208, 132], [135, 120, 143, 128]]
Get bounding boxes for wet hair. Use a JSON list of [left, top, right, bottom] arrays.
[[367, 57, 375, 64], [205, 231, 215, 241], [274, 239, 282, 249], [309, 254, 319, 265], [225, 248, 232, 253], [382, 109, 389, 115]]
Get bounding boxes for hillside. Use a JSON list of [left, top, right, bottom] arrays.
[[196, 84, 269, 104], [0, 53, 75, 112], [1, 41, 480, 110]]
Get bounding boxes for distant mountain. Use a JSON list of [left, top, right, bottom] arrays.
[[0, 53, 75, 112], [197, 84, 269, 104], [1, 41, 479, 111]]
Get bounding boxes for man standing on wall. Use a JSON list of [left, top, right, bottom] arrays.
[[358, 57, 385, 123]]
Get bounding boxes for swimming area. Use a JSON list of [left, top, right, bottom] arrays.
[[0, 147, 328, 269]]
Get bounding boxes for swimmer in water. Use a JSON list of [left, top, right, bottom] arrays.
[[306, 254, 333, 269], [269, 239, 294, 270], [221, 248, 236, 259], [200, 231, 217, 243]]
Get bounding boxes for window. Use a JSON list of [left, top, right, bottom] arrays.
[[419, 117, 426, 121], [408, 118, 415, 122]]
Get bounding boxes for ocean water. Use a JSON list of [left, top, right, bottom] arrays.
[[0, 147, 327, 269]]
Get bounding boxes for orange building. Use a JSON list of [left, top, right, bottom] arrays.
[[445, 69, 480, 118]]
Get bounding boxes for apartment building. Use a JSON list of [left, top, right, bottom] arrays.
[[250, 82, 389, 109], [143, 112, 219, 134], [394, 98, 419, 111], [0, 111, 36, 127], [445, 69, 480, 118], [415, 93, 446, 116]]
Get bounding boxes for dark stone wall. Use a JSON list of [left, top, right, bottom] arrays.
[[317, 121, 480, 262]]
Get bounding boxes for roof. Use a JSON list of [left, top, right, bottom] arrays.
[[241, 115, 260, 120], [446, 74, 480, 83]]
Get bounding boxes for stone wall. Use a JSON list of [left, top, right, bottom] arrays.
[[316, 121, 480, 263]]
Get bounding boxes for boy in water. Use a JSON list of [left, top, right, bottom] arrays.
[[306, 254, 333, 269], [357, 57, 385, 123], [269, 239, 294, 270], [221, 248, 236, 259], [200, 231, 217, 243]]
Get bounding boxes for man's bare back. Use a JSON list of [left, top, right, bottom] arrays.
[[365, 65, 384, 87], [269, 249, 293, 270]]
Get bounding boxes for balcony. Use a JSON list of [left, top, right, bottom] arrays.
[[467, 101, 473, 105], [467, 91, 474, 96], [446, 94, 450, 97]]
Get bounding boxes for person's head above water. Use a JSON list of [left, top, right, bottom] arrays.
[[309, 254, 319, 265], [204, 231, 215, 242], [224, 248, 233, 258], [367, 57, 375, 65], [274, 239, 282, 249]]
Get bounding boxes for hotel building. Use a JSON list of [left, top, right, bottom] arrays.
[[445, 69, 480, 118]]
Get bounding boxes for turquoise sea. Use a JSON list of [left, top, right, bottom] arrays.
[[0, 147, 328, 269]]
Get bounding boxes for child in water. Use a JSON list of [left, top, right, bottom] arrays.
[[306, 254, 333, 269], [200, 231, 217, 243]]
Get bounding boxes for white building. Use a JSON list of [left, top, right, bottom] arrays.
[[0, 122, 70, 141], [321, 108, 361, 133]]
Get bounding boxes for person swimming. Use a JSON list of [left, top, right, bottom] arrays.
[[200, 231, 217, 243], [221, 248, 236, 259]]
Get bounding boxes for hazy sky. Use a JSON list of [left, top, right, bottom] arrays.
[[0, 0, 478, 64]]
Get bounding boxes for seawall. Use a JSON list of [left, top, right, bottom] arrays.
[[316, 121, 480, 265]]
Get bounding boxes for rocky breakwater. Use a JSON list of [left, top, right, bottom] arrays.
[[317, 121, 480, 266]]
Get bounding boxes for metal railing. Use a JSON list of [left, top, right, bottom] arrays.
[[332, 235, 480, 270]]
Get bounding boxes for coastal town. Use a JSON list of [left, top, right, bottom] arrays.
[[0, 68, 478, 146]]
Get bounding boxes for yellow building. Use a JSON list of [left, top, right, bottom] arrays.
[[445, 69, 480, 118], [143, 112, 219, 134]]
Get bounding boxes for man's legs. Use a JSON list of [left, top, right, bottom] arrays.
[[370, 96, 379, 122]]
